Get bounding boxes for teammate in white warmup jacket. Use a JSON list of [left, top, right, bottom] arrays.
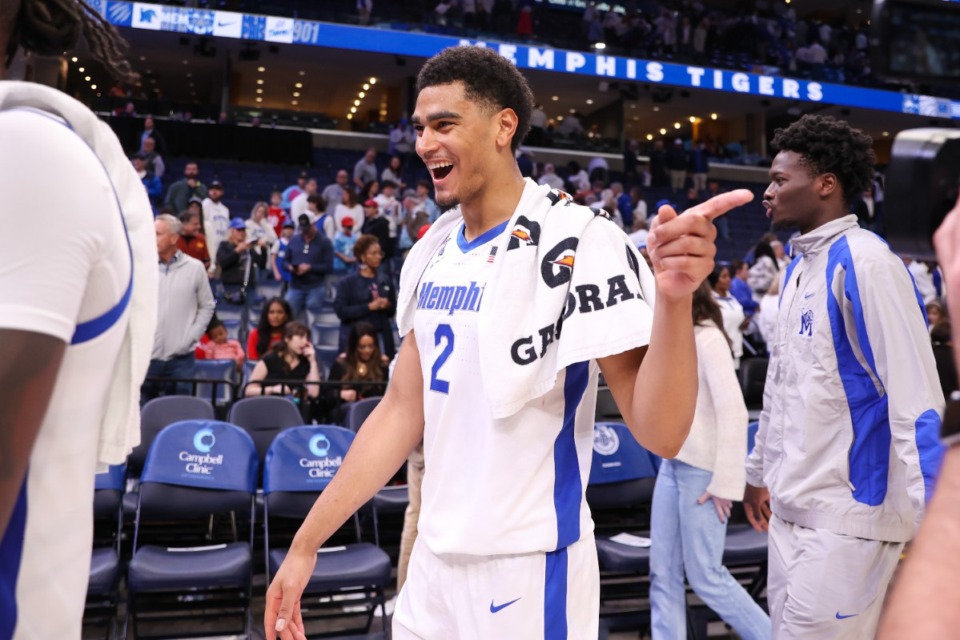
[[743, 114, 945, 639], [265, 45, 753, 640], [0, 3, 156, 638]]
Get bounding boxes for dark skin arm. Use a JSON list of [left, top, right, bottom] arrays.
[[0, 330, 66, 534]]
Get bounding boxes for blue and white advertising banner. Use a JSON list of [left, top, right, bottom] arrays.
[[99, 1, 959, 120]]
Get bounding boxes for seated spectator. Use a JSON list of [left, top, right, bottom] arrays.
[[176, 209, 211, 270], [334, 234, 396, 358], [245, 321, 321, 401], [246, 201, 278, 249], [333, 216, 358, 275], [140, 136, 164, 178], [132, 153, 162, 204], [197, 318, 245, 371], [381, 155, 407, 191], [248, 296, 292, 360], [538, 163, 565, 190], [217, 217, 267, 293], [327, 321, 390, 418]]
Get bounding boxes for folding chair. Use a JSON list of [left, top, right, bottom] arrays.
[[342, 396, 382, 432], [586, 422, 660, 632], [125, 420, 259, 640], [227, 395, 305, 468], [263, 425, 392, 636], [85, 464, 125, 638]]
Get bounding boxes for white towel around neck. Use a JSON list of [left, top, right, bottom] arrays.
[[0, 81, 158, 466], [399, 178, 656, 419]]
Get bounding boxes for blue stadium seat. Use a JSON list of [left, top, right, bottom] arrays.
[[263, 425, 391, 635], [227, 396, 305, 468], [86, 464, 125, 635], [343, 396, 382, 433], [312, 322, 341, 347], [194, 358, 239, 409], [126, 420, 258, 639], [130, 396, 215, 477]]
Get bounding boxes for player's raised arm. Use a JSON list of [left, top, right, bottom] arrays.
[[265, 332, 425, 640], [599, 190, 754, 457]]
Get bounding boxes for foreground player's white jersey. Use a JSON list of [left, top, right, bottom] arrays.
[[0, 109, 132, 639], [413, 220, 600, 556]]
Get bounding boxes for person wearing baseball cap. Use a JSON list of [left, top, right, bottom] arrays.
[[361, 198, 391, 262], [333, 216, 358, 275], [284, 209, 334, 321], [202, 179, 230, 275], [217, 216, 266, 292]]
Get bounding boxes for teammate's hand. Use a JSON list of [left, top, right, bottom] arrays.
[[743, 483, 771, 533], [265, 548, 316, 640], [646, 189, 754, 300], [698, 491, 732, 524]]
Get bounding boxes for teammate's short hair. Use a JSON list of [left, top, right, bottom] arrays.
[[417, 46, 535, 153], [771, 114, 875, 210]]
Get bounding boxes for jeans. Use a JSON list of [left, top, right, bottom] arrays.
[[285, 284, 327, 323], [140, 354, 196, 405], [649, 459, 771, 640]]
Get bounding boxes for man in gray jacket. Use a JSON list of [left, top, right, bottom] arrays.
[[141, 214, 215, 403]]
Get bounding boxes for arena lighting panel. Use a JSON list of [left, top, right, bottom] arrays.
[[102, 1, 959, 120]]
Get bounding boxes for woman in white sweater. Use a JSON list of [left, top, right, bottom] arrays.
[[649, 281, 770, 640]]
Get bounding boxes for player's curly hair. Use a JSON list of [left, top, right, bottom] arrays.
[[5, 0, 136, 82], [771, 114, 875, 209], [417, 45, 534, 153]]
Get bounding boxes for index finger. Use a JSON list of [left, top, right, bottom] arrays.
[[685, 188, 755, 221]]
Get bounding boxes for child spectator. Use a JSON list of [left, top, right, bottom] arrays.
[[198, 318, 245, 371]]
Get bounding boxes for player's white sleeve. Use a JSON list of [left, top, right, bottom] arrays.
[[0, 110, 121, 343]]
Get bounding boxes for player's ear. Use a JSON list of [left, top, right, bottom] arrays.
[[494, 108, 518, 151]]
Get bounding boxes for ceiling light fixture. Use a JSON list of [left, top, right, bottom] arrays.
[[882, 131, 890, 137], [689, 116, 696, 123], [354, 99, 361, 106], [90, 84, 97, 90], [291, 100, 298, 106], [660, 128, 667, 135], [347, 113, 353, 119], [293, 91, 300, 97], [257, 79, 264, 85], [369, 77, 377, 84], [359, 91, 366, 98], [551, 95, 558, 101], [646, 134, 654, 140], [71, 56, 78, 62], [674, 122, 681, 129], [594, 42, 606, 50], [653, 106, 660, 112], [350, 106, 357, 113], [586, 99, 593, 105], [363, 83, 370, 90], [78, 66, 85, 72], [256, 97, 262, 102], [299, 70, 306, 76], [710, 113, 718, 120], [258, 66, 265, 72], [84, 75, 91, 81], [256, 88, 263, 94], [295, 82, 302, 88]]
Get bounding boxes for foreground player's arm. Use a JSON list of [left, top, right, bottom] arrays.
[[0, 332, 65, 534], [265, 332, 425, 640], [600, 190, 754, 458]]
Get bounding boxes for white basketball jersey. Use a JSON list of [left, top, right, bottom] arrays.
[[413, 220, 599, 556]]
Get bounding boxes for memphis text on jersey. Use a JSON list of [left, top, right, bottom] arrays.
[[417, 280, 484, 315]]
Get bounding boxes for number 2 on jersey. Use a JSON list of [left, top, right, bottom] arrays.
[[430, 323, 454, 394]]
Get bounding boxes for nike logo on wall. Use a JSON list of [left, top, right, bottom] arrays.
[[836, 612, 858, 620], [490, 597, 521, 613]]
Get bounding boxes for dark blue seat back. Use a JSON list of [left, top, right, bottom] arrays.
[[747, 421, 759, 455], [343, 396, 382, 432], [227, 396, 305, 464], [131, 396, 215, 475], [587, 422, 660, 511]]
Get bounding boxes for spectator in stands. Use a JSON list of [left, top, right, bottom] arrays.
[[142, 214, 215, 403], [202, 180, 230, 273], [333, 216, 358, 275], [307, 194, 333, 239], [381, 155, 407, 192], [334, 188, 363, 236], [376, 180, 402, 252], [327, 321, 390, 418], [756, 275, 780, 347], [164, 161, 207, 214], [285, 213, 334, 322], [706, 179, 732, 242], [528, 103, 547, 146], [650, 280, 770, 640], [248, 297, 292, 360], [281, 171, 308, 213], [667, 138, 689, 193], [770, 239, 789, 270], [650, 139, 669, 188], [218, 217, 267, 294], [729, 259, 759, 316], [197, 317, 245, 372], [399, 196, 429, 255], [747, 240, 779, 301], [139, 136, 164, 178], [246, 201, 278, 249], [587, 154, 609, 183], [139, 114, 165, 156], [388, 119, 415, 163], [354, 147, 379, 189], [270, 220, 295, 292], [556, 111, 584, 138], [322, 169, 350, 219], [245, 321, 321, 401], [927, 301, 947, 332], [416, 179, 442, 223], [931, 321, 957, 398], [628, 218, 649, 250], [537, 162, 565, 190], [906, 258, 943, 305], [565, 160, 590, 193], [176, 209, 210, 271], [290, 177, 317, 222], [132, 154, 161, 204], [360, 198, 392, 261], [709, 264, 747, 369], [689, 141, 709, 192], [334, 234, 396, 358], [267, 190, 286, 237]]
